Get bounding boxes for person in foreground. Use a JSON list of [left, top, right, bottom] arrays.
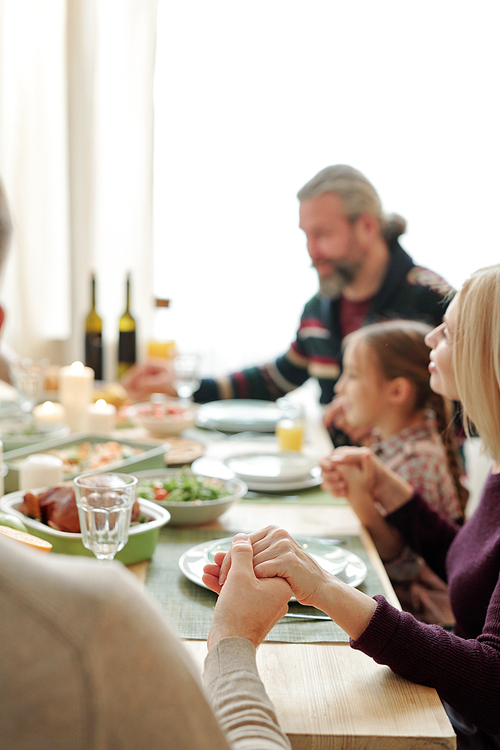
[[123, 165, 452, 445], [0, 532, 292, 750], [207, 265, 500, 749]]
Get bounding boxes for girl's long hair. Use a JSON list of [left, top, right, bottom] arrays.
[[346, 319, 467, 516]]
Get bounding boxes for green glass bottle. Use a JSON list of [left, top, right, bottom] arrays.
[[84, 273, 103, 380], [117, 273, 136, 379]]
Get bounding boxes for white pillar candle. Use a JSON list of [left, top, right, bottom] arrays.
[[59, 361, 94, 432], [19, 454, 64, 490], [33, 401, 66, 426], [87, 399, 117, 433]]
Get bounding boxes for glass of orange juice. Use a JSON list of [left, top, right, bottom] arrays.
[[276, 403, 305, 452]]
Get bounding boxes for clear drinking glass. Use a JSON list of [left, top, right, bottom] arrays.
[[173, 353, 201, 403], [74, 473, 138, 561], [10, 358, 47, 414]]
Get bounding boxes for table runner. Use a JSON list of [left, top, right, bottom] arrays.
[[145, 526, 387, 643]]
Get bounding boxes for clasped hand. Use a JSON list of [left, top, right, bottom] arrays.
[[203, 526, 332, 617]]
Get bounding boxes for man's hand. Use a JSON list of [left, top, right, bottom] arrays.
[[203, 533, 292, 649], [121, 361, 177, 401], [323, 395, 374, 445]]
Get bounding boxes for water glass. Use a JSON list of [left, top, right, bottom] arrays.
[[11, 358, 47, 413], [74, 473, 138, 561], [173, 353, 201, 402]]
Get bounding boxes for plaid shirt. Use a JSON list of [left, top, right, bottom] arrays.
[[371, 420, 461, 584]]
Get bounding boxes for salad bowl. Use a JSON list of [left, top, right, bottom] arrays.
[[134, 468, 247, 526]]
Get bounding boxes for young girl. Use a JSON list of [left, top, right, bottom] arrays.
[[333, 319, 465, 622]]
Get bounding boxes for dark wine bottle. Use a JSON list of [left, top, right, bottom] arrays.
[[117, 273, 136, 379], [85, 273, 103, 380]]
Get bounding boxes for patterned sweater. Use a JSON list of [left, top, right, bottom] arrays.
[[195, 240, 453, 405], [351, 472, 500, 738]]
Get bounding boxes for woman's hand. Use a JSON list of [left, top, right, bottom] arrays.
[[321, 447, 414, 515], [208, 526, 332, 609], [202, 533, 292, 649]]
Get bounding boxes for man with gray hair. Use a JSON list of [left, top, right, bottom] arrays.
[[124, 165, 452, 444]]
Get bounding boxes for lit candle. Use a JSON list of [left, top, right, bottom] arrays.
[[87, 399, 117, 433], [19, 454, 64, 491], [59, 361, 94, 432], [33, 401, 66, 426]]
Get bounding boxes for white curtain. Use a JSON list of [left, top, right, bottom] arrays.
[[0, 0, 158, 379]]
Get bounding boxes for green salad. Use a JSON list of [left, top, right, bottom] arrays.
[[137, 472, 230, 504]]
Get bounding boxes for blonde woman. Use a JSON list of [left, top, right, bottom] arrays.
[[204, 265, 500, 749]]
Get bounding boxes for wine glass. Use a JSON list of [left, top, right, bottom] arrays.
[[74, 473, 138, 561], [10, 357, 47, 415], [173, 353, 201, 404]]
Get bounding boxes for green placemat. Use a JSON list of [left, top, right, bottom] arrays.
[[242, 488, 348, 506], [145, 526, 386, 643]]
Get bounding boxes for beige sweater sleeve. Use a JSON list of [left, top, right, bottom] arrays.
[[204, 637, 292, 750]]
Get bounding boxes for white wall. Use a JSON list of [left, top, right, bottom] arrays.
[[153, 0, 500, 377]]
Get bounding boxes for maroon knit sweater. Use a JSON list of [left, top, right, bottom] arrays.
[[351, 472, 500, 736]]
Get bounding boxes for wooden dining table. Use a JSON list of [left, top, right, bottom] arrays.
[[127, 386, 457, 750]]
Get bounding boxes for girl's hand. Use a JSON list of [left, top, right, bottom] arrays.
[[322, 447, 414, 514], [322, 396, 374, 444]]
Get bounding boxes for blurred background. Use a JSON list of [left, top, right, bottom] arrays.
[[1, 0, 499, 380]]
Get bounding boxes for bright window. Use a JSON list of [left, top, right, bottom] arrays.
[[153, 0, 500, 376]]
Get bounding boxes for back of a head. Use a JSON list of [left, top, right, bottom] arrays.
[[0, 178, 13, 276], [297, 165, 406, 243], [455, 264, 500, 462]]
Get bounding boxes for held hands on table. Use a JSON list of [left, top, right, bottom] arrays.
[[203, 449, 416, 642], [204, 525, 377, 641]]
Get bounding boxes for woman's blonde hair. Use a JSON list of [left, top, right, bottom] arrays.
[[346, 319, 467, 515], [455, 264, 500, 463]]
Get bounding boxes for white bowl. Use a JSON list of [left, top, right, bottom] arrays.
[[128, 401, 197, 436], [134, 468, 247, 526]]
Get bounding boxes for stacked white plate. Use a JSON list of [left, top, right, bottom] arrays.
[[223, 452, 321, 492]]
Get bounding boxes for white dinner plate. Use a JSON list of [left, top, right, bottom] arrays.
[[191, 457, 323, 492], [224, 452, 318, 483], [196, 400, 283, 433], [179, 535, 367, 596], [244, 467, 322, 492]]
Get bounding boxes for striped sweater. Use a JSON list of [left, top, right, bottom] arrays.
[[195, 240, 453, 405]]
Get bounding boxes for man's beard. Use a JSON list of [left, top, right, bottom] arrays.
[[315, 261, 361, 299]]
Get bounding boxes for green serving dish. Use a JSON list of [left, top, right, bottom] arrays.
[[0, 491, 170, 565], [3, 432, 170, 493]]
